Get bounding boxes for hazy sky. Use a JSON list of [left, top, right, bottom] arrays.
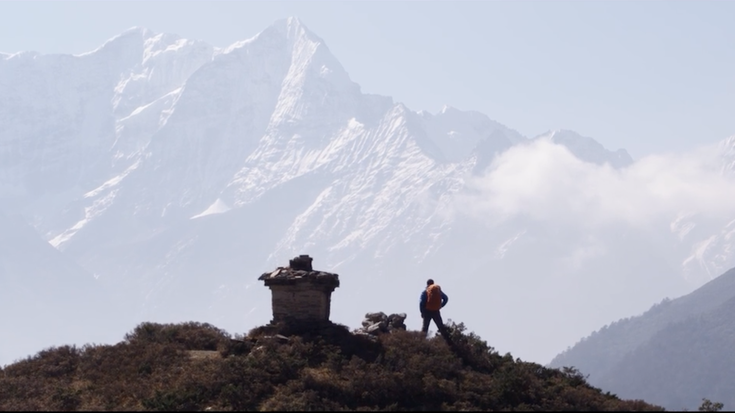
[[1, 1, 733, 159]]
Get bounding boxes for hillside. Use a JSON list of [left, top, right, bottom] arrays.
[[549, 267, 735, 410], [0, 321, 662, 411]]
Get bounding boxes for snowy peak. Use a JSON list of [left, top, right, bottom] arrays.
[[225, 17, 316, 51], [79, 26, 153, 71], [262, 17, 316, 41], [90, 17, 372, 227], [95, 26, 154, 51], [213, 17, 359, 130], [112, 29, 215, 116], [263, 18, 359, 125], [535, 129, 633, 168], [223, 16, 342, 76], [141, 32, 197, 64], [415, 105, 523, 163]]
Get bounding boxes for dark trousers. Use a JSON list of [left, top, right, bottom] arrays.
[[421, 310, 450, 342]]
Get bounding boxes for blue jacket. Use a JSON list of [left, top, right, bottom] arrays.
[[420, 288, 448, 313]]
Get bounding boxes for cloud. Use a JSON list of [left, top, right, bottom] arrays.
[[456, 139, 735, 229]]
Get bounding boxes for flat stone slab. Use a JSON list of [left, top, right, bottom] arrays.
[[259, 267, 340, 287]]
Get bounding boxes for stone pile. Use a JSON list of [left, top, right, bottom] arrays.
[[355, 312, 407, 336]]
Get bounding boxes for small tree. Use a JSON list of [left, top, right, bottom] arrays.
[[698, 398, 724, 412]]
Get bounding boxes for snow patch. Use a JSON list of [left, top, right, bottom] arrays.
[[496, 230, 527, 259], [50, 189, 120, 248], [670, 211, 697, 241], [84, 160, 140, 198], [190, 198, 232, 219]]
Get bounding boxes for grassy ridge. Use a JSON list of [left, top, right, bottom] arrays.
[[0, 320, 663, 411]]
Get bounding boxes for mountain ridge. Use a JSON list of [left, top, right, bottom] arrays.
[[548, 266, 735, 410]]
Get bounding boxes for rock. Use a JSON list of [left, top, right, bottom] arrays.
[[355, 311, 407, 337], [366, 320, 389, 335], [391, 313, 407, 322], [353, 331, 378, 341], [366, 323, 383, 334], [364, 312, 387, 323], [387, 313, 407, 330]]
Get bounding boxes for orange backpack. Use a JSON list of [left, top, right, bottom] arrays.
[[425, 284, 443, 311]]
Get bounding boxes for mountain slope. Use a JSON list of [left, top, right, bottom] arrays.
[[549, 266, 735, 410], [534, 129, 633, 168], [598, 295, 735, 410]]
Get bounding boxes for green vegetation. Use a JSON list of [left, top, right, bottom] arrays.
[[594, 297, 735, 411], [698, 398, 724, 412], [0, 320, 663, 411]]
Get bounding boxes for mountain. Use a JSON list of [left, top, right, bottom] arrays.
[[548, 266, 735, 410], [720, 136, 735, 175], [1, 17, 734, 367], [533, 129, 633, 168], [672, 138, 735, 285]]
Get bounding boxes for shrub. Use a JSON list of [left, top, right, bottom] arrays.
[[0, 320, 665, 411]]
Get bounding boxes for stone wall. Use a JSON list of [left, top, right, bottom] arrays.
[[259, 255, 340, 325], [270, 283, 334, 322]]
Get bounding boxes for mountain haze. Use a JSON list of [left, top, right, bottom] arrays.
[[549, 266, 735, 410], [1, 18, 734, 367]]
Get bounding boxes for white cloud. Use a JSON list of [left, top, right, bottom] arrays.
[[456, 139, 735, 229]]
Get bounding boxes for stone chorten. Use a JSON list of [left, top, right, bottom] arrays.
[[258, 255, 340, 324]]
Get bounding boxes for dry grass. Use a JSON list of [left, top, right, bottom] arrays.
[[0, 320, 665, 411], [187, 350, 220, 361]]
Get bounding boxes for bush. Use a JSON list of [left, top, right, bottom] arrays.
[[124, 322, 231, 350], [0, 320, 665, 411]]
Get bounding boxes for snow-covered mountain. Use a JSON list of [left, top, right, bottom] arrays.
[[533, 129, 633, 168], [1, 17, 733, 367]]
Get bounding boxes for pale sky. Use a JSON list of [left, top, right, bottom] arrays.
[[1, 1, 733, 159]]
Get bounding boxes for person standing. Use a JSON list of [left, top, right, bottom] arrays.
[[420, 279, 450, 341]]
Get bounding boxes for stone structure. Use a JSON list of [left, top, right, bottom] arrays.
[[258, 255, 340, 324], [354, 312, 407, 337]]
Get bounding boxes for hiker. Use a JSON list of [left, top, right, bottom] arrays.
[[420, 279, 451, 342]]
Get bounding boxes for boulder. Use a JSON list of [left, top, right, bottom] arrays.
[[364, 312, 388, 323], [366, 323, 383, 334], [355, 312, 407, 336]]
